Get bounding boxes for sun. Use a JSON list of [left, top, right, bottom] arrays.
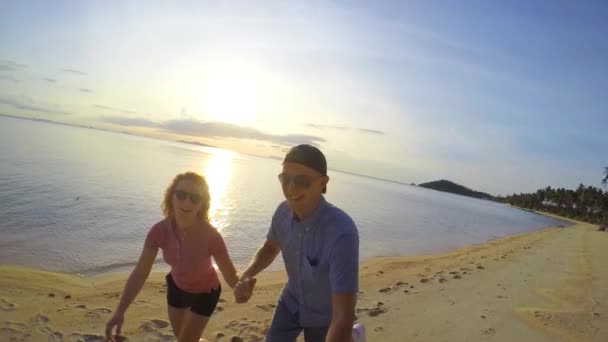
[[201, 64, 259, 125]]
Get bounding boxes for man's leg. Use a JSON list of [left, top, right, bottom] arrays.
[[303, 326, 329, 342], [266, 300, 302, 342]]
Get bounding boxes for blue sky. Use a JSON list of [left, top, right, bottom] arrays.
[[1, 1, 606, 194]]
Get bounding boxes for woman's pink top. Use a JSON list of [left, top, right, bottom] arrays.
[[145, 218, 229, 293]]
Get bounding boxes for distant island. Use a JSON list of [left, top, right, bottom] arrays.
[[176, 140, 217, 148], [418, 179, 495, 201]]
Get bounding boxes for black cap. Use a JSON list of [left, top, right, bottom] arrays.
[[283, 144, 327, 175], [283, 144, 327, 193]]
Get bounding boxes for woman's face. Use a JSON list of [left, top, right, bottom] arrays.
[[172, 179, 205, 222]]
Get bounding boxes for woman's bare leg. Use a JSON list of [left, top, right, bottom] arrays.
[[177, 311, 210, 342], [168, 305, 189, 338]]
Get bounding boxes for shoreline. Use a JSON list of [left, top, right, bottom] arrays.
[[1, 215, 606, 341], [2, 210, 573, 279]]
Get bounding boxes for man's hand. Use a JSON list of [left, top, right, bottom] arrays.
[[234, 277, 256, 303]]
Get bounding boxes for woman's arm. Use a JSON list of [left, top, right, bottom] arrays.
[[116, 245, 158, 312], [211, 232, 239, 289], [105, 245, 158, 340]]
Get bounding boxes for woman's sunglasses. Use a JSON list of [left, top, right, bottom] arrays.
[[173, 189, 202, 204], [278, 173, 322, 189]]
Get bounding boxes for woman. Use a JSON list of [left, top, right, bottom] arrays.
[[105, 172, 249, 342]]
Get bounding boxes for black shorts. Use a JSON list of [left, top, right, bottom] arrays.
[[165, 273, 221, 317]]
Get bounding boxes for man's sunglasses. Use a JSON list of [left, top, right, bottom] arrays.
[[278, 173, 322, 189], [173, 189, 202, 204]]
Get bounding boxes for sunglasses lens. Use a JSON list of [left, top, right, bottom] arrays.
[[293, 175, 310, 188], [278, 173, 289, 186], [190, 194, 202, 204], [279, 173, 312, 189], [174, 190, 187, 200]]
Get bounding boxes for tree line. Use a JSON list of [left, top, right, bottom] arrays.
[[502, 167, 608, 226]]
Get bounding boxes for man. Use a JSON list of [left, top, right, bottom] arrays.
[[235, 144, 359, 342]]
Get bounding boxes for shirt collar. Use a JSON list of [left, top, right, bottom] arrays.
[[292, 196, 328, 227]]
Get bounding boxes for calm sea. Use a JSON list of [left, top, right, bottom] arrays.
[[0, 116, 567, 276]]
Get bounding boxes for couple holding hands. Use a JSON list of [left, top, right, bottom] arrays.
[[105, 145, 362, 342]]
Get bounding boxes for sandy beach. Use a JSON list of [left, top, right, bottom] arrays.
[[1, 218, 606, 342]]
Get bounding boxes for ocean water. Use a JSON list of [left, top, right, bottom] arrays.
[[0, 116, 568, 276]]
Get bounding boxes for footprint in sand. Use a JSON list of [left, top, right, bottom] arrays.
[[84, 308, 112, 321], [31, 313, 50, 325], [104, 292, 119, 300], [36, 325, 63, 341], [357, 305, 388, 317], [68, 332, 108, 341], [482, 327, 496, 336], [138, 320, 172, 341], [225, 320, 239, 329], [150, 319, 170, 329], [29, 314, 63, 342], [137, 322, 174, 342], [379, 282, 411, 294], [4, 321, 27, 331], [0, 298, 16, 311], [255, 304, 275, 312], [223, 318, 265, 338], [1, 321, 31, 341], [139, 319, 170, 331]]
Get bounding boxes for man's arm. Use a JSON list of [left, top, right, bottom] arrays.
[[241, 238, 281, 280], [325, 293, 356, 342], [234, 239, 281, 303]]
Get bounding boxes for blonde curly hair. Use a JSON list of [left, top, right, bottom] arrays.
[[161, 172, 210, 221]]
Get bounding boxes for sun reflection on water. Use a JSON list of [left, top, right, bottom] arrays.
[[202, 149, 234, 232]]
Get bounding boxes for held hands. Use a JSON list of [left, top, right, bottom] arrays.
[[234, 276, 256, 304]]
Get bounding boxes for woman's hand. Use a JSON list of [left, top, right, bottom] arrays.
[[234, 277, 256, 303], [105, 311, 125, 341]]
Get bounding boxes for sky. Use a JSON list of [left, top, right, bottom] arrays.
[[1, 1, 607, 195]]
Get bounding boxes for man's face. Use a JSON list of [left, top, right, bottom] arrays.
[[279, 162, 328, 216]]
